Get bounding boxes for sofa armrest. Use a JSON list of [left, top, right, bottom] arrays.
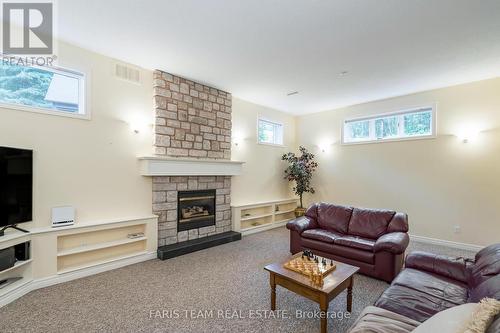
[[286, 216, 316, 234], [374, 232, 409, 254], [405, 251, 469, 283]]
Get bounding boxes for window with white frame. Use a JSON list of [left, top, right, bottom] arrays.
[[258, 118, 284, 145], [342, 107, 435, 144], [0, 62, 86, 117]]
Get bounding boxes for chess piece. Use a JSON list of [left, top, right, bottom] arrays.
[[330, 259, 334, 266], [306, 250, 313, 259]]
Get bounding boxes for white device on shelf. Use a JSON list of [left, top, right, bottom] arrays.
[[51, 206, 75, 227], [127, 232, 145, 239]]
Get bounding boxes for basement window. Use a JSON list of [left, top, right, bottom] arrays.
[[258, 118, 284, 146], [342, 106, 435, 144], [0, 62, 86, 118]]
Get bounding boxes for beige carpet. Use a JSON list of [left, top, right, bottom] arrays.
[[0, 227, 475, 333]]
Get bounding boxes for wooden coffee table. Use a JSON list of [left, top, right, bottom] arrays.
[[264, 254, 359, 333]]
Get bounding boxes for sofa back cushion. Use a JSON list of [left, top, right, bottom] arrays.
[[469, 275, 500, 303], [468, 243, 500, 289], [305, 203, 319, 220], [316, 203, 353, 234], [387, 212, 409, 233], [348, 208, 396, 239]]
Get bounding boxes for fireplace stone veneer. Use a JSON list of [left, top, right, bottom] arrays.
[[152, 69, 237, 250], [153, 70, 232, 160], [154, 176, 231, 246]]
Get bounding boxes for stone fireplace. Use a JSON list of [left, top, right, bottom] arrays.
[[149, 70, 241, 251], [153, 175, 231, 246]]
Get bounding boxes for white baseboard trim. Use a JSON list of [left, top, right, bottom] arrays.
[[410, 234, 483, 252], [0, 251, 157, 308]]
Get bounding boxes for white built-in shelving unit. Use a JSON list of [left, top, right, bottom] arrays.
[[0, 216, 157, 308], [232, 198, 299, 235], [0, 233, 32, 300]]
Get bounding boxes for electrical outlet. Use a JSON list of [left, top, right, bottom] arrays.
[[454, 225, 461, 234]]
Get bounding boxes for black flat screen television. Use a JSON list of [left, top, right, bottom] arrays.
[[0, 147, 33, 229]]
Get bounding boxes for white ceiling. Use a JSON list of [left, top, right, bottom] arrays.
[[58, 0, 500, 115]]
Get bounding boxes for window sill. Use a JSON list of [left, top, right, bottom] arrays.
[[342, 134, 436, 146], [257, 141, 286, 148], [0, 103, 90, 121]]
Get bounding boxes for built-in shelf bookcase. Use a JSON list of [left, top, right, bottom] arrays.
[[0, 234, 32, 299], [0, 216, 157, 308], [232, 198, 299, 235], [56, 224, 148, 274]]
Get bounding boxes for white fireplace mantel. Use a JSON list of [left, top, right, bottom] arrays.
[[138, 156, 245, 176]]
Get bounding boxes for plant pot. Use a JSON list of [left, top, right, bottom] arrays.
[[294, 207, 306, 218]]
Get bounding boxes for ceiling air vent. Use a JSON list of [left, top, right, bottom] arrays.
[[115, 63, 141, 84]]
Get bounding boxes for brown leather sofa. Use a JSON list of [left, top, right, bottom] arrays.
[[286, 202, 409, 282], [349, 243, 500, 332], [375, 244, 500, 322]]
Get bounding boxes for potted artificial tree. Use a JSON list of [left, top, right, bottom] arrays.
[[281, 146, 318, 217]]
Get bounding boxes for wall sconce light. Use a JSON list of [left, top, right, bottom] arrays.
[[129, 123, 141, 134], [318, 140, 333, 153], [455, 126, 481, 144], [232, 135, 243, 147], [318, 142, 332, 153], [128, 116, 150, 134]]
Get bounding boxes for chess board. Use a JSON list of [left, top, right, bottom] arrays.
[[283, 255, 336, 277]]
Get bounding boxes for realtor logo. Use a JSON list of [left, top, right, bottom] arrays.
[[2, 1, 53, 54]]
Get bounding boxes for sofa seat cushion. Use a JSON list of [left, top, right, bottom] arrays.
[[317, 203, 353, 234], [300, 238, 375, 264], [348, 306, 419, 333], [301, 229, 343, 243], [375, 284, 463, 323], [334, 236, 375, 251], [349, 208, 396, 239], [393, 268, 469, 305]]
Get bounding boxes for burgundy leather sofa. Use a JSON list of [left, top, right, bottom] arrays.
[[286, 202, 409, 282], [375, 243, 500, 322], [347, 244, 500, 332]]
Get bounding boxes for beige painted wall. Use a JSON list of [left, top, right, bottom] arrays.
[[296, 77, 500, 246], [0, 42, 154, 228], [3, 39, 496, 247], [231, 98, 296, 205], [0, 42, 297, 228]]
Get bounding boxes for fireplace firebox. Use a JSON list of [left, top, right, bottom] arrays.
[[177, 190, 216, 231]]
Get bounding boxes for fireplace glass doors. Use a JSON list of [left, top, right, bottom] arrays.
[[177, 190, 216, 231]]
